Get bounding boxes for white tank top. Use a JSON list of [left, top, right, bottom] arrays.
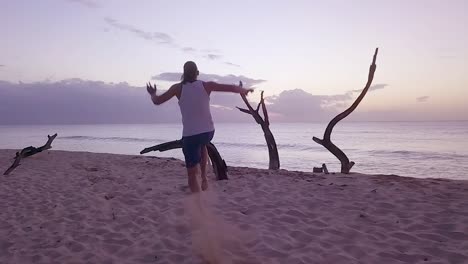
[[178, 80, 215, 137]]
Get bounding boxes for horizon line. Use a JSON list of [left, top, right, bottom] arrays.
[[1, 120, 467, 126]]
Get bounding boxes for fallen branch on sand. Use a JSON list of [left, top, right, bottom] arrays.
[[313, 48, 379, 174], [140, 140, 228, 180], [3, 133, 58, 175], [236, 83, 280, 170]]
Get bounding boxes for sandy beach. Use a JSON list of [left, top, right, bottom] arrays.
[[1, 149, 467, 264]]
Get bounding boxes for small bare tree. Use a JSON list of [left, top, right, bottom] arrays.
[[313, 48, 379, 174], [236, 82, 280, 170]]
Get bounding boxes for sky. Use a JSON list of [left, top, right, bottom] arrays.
[[1, 0, 467, 124]]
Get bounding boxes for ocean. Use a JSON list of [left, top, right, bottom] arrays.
[[1, 122, 467, 180]]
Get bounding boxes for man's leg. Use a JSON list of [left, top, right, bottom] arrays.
[[187, 165, 201, 193], [200, 145, 208, 191], [183, 136, 202, 193]]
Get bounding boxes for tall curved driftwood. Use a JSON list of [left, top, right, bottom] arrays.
[[313, 48, 379, 174], [4, 133, 58, 175], [140, 140, 228, 180], [237, 82, 280, 170]]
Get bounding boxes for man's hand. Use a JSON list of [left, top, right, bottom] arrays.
[[146, 82, 157, 95], [240, 88, 254, 96], [238, 81, 254, 95]]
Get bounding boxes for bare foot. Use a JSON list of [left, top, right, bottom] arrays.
[[201, 178, 208, 191]]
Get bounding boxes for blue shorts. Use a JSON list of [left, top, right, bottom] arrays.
[[182, 130, 215, 168]]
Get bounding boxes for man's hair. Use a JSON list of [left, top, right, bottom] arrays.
[[181, 61, 198, 84]]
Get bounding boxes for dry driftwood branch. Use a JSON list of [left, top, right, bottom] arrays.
[[236, 82, 280, 170], [141, 140, 183, 153], [313, 48, 379, 173], [4, 152, 22, 176], [4, 133, 58, 175], [140, 140, 228, 180], [322, 163, 329, 174]]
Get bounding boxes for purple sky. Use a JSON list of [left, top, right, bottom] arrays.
[[1, 0, 467, 124]]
